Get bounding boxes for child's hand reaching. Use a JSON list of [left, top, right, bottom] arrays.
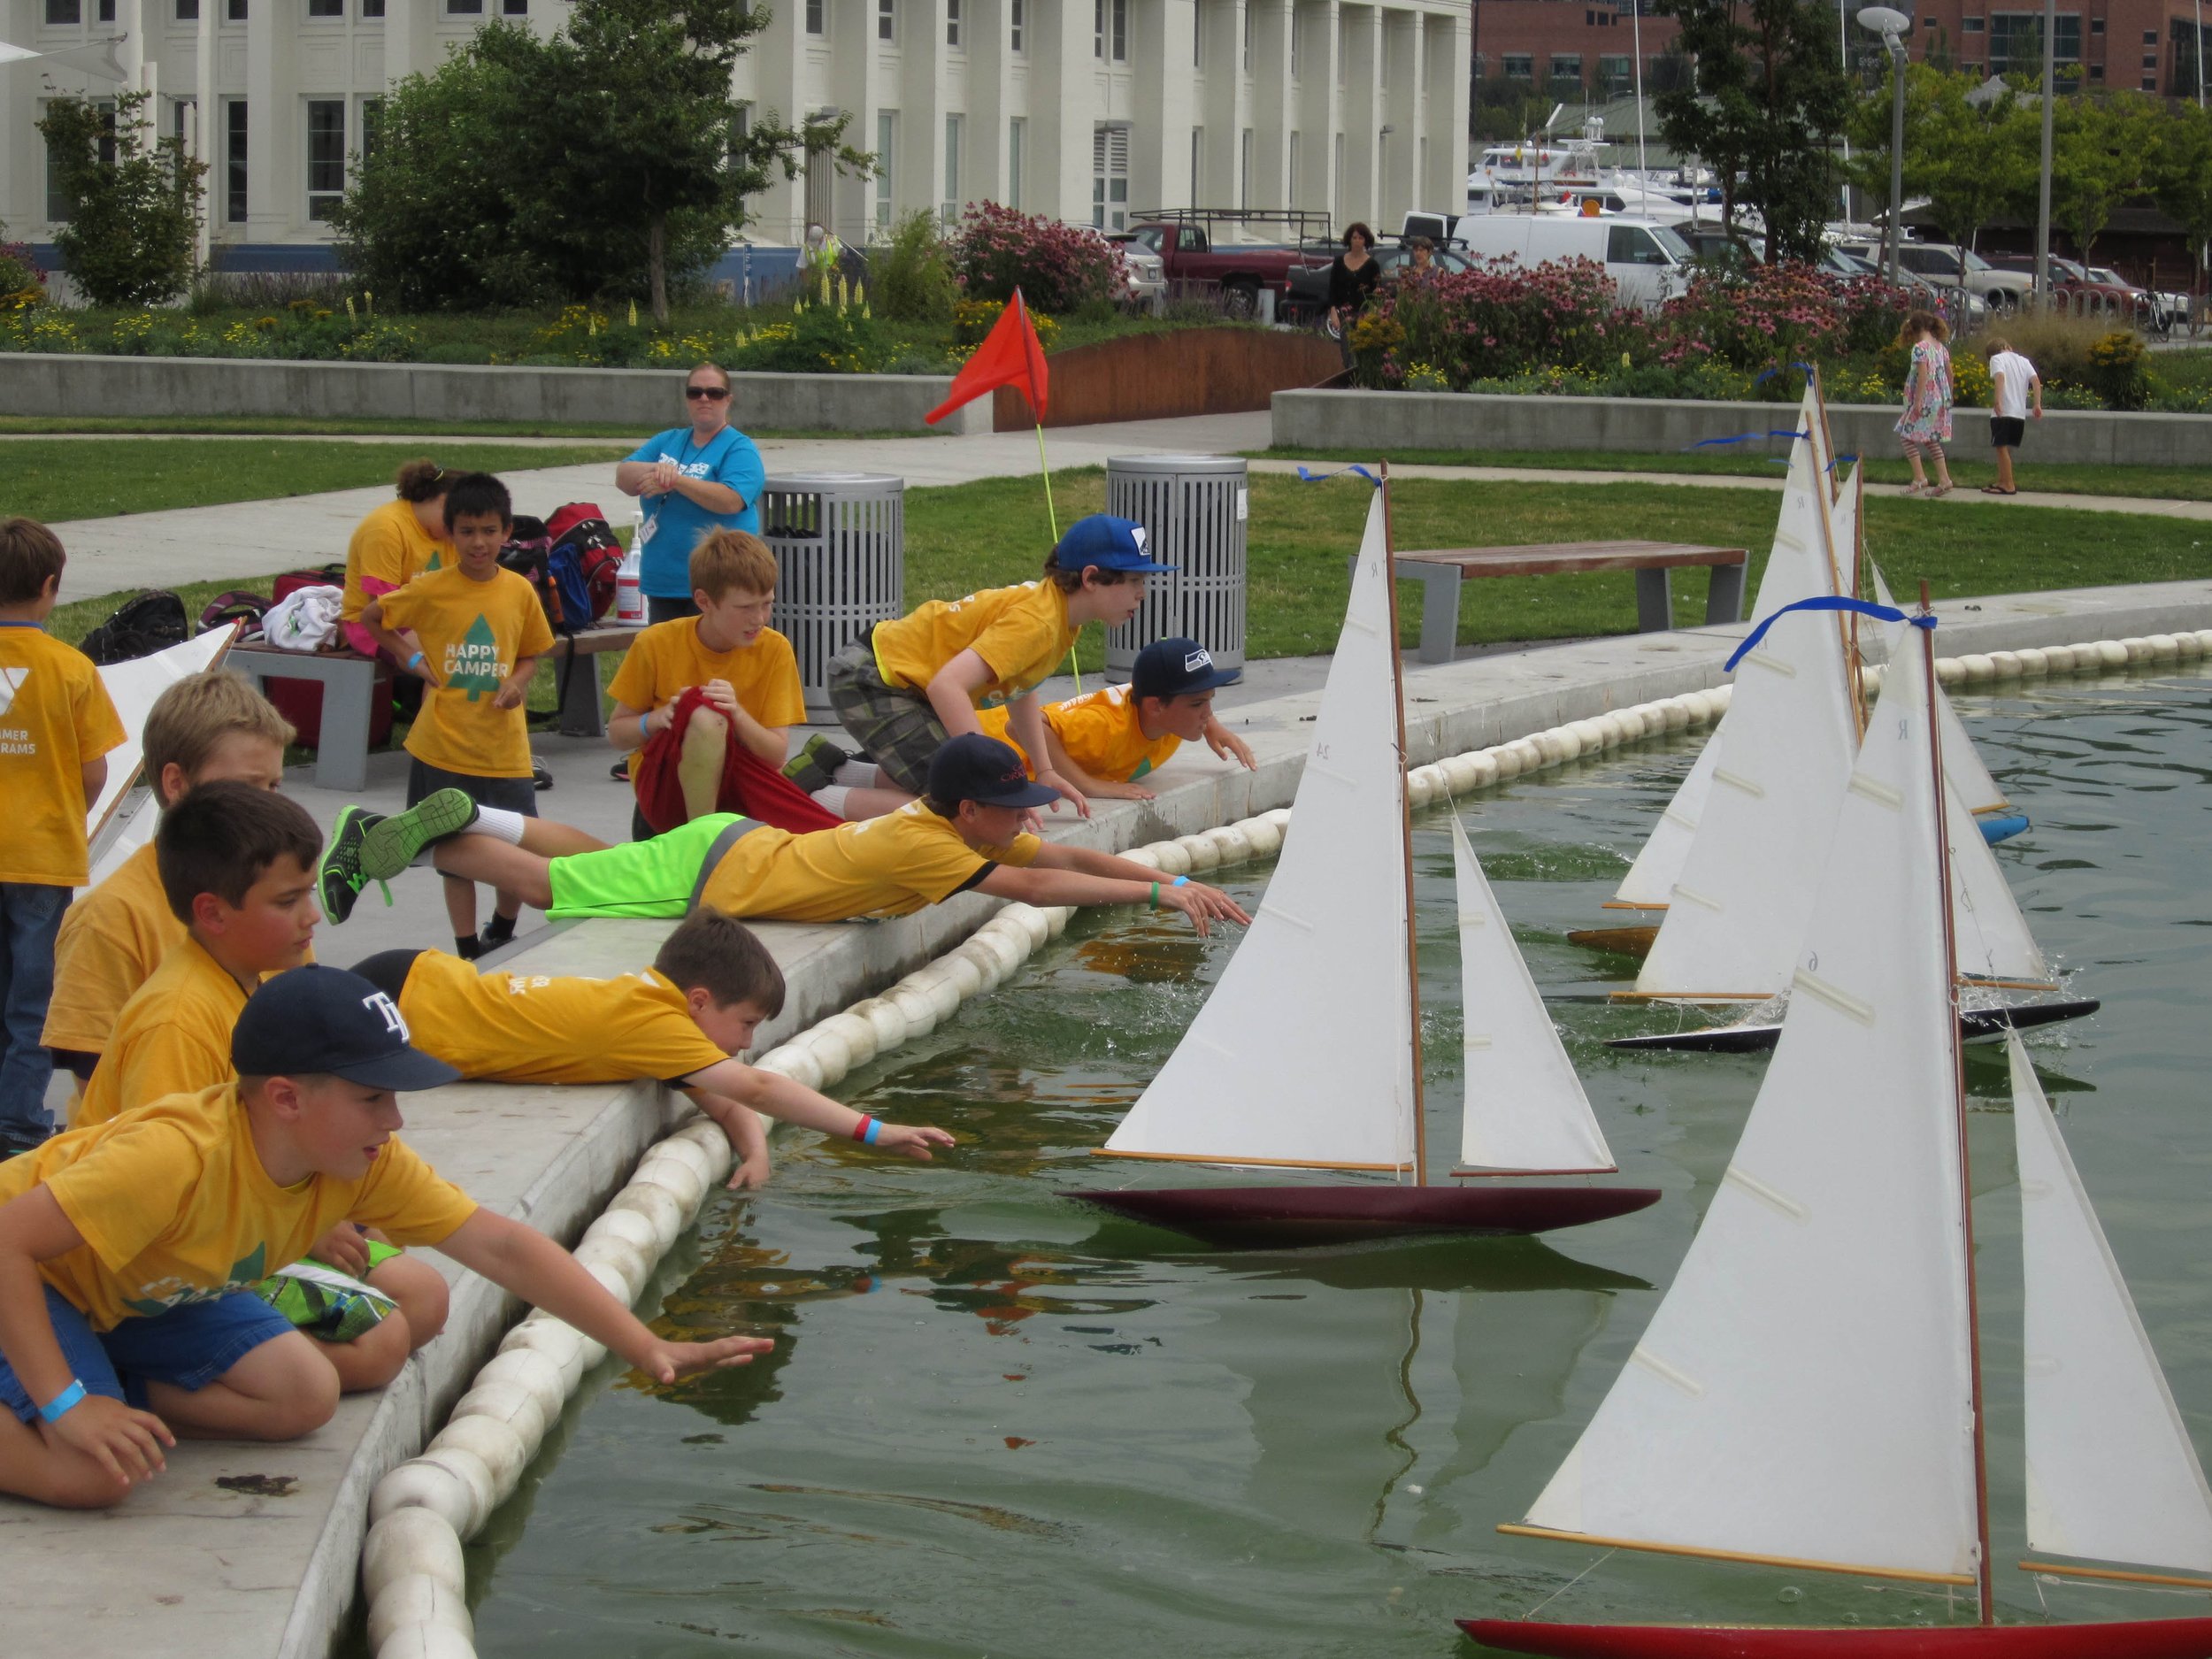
[[636, 1333, 774, 1384], [727, 1147, 772, 1190], [873, 1122, 956, 1162], [50, 1394, 173, 1491]]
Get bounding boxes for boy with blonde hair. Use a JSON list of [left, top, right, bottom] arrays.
[[0, 518, 127, 1157], [0, 964, 769, 1509], [360, 472, 555, 960], [349, 910, 953, 1189], [43, 670, 296, 1089], [606, 529, 822, 838]]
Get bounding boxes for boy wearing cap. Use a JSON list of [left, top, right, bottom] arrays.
[[349, 910, 954, 1188], [819, 515, 1170, 818], [0, 965, 771, 1509], [979, 637, 1256, 803], [318, 737, 1252, 935]]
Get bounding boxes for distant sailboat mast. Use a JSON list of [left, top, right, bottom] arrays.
[[1380, 462, 1428, 1187]]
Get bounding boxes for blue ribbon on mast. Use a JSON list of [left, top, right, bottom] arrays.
[[1295, 464, 1382, 488], [1754, 361, 1819, 383], [1684, 430, 1809, 450], [1724, 595, 1935, 672]]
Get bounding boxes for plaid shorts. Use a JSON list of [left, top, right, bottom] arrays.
[[826, 634, 949, 797]]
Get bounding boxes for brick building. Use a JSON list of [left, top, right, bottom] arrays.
[[1471, 0, 1682, 100]]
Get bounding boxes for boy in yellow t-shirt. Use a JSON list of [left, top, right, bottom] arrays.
[[349, 910, 952, 1190], [820, 514, 1169, 820], [0, 965, 771, 1510], [75, 783, 449, 1394], [979, 636, 1257, 803], [43, 670, 296, 1092], [606, 530, 805, 838], [361, 472, 554, 960], [0, 518, 127, 1157], [317, 736, 1252, 937]]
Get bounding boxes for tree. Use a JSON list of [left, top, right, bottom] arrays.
[[36, 90, 205, 307], [2150, 100, 2212, 293], [1651, 0, 1853, 264], [1846, 65, 2038, 251], [2051, 93, 2161, 261]]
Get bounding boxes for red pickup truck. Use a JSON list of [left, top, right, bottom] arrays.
[[1125, 210, 1333, 319]]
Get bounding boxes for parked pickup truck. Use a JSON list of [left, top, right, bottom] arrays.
[[1125, 209, 1333, 319]]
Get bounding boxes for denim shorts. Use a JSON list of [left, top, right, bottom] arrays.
[[0, 1285, 295, 1421]]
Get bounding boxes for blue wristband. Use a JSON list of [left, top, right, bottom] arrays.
[[863, 1118, 882, 1146], [39, 1379, 88, 1423], [1172, 875, 1189, 887], [406, 650, 425, 668]]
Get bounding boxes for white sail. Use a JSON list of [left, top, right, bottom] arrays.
[[1522, 627, 1983, 1581], [1102, 492, 1416, 1171], [2014, 1033, 2212, 1575], [1633, 439, 1858, 1001], [86, 627, 241, 888], [1947, 780, 2052, 986], [1868, 560, 2008, 817], [1453, 814, 1616, 1174], [1607, 406, 1847, 910]]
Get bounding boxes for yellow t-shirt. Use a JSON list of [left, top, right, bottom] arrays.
[[0, 626, 127, 887], [870, 581, 1073, 709], [697, 799, 1040, 922], [0, 1083, 476, 1332], [979, 683, 1182, 782], [398, 953, 729, 1085], [342, 498, 452, 624], [605, 617, 806, 772], [41, 841, 180, 1058], [77, 936, 248, 1130], [378, 566, 556, 779]]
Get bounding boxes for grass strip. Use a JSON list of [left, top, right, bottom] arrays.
[[0, 416, 938, 441]]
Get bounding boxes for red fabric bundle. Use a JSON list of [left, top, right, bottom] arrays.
[[631, 687, 843, 836]]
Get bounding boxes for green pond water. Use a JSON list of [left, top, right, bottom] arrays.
[[460, 664, 2212, 1657]]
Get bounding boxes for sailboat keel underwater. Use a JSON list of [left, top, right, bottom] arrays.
[[1464, 596, 2212, 1657], [1068, 472, 1661, 1250]]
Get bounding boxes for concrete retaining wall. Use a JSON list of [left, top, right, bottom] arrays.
[[0, 354, 987, 435], [1271, 388, 2212, 467]]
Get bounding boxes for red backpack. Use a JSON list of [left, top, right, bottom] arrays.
[[544, 503, 622, 624]]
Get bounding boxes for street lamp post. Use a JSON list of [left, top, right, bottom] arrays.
[[2036, 0, 2056, 306], [1856, 7, 1911, 287]]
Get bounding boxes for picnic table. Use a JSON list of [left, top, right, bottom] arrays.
[[1371, 541, 1750, 664]]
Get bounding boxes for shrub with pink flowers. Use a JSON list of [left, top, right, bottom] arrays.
[[949, 203, 1129, 315], [1652, 262, 1913, 388], [1351, 256, 1633, 390]]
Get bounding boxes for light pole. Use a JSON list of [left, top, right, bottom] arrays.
[[2036, 0, 2055, 305], [1857, 7, 1910, 287]]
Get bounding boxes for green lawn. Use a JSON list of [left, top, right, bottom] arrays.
[[1259, 446, 2212, 503], [3, 439, 630, 523], [0, 417, 933, 441]]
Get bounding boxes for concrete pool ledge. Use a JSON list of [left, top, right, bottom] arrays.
[[5, 576, 2211, 1659]]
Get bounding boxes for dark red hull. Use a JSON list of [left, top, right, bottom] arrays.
[[1459, 1618, 2212, 1659], [1064, 1184, 1661, 1248]]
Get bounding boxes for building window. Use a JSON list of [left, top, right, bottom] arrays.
[[1989, 12, 2081, 72], [875, 110, 895, 228], [1239, 126, 1253, 207], [98, 0, 115, 19], [1287, 129, 1300, 197], [2145, 28, 2160, 43], [947, 0, 960, 46], [447, 0, 482, 11], [1502, 52, 1534, 79], [2143, 74, 2157, 86], [363, 0, 384, 14], [2089, 60, 2104, 76], [227, 0, 246, 19], [1010, 0, 1024, 51], [308, 0, 341, 16], [942, 112, 963, 222], [1093, 122, 1130, 229], [176, 0, 198, 18], [2144, 50, 2162, 66], [44, 103, 112, 222], [225, 98, 248, 223], [46, 0, 82, 22], [306, 98, 345, 219], [2089, 16, 2103, 31], [1962, 15, 1984, 29], [1095, 0, 1104, 57], [1111, 0, 1127, 59], [878, 0, 894, 42], [502, 0, 526, 12], [1550, 52, 1584, 81], [1009, 117, 1025, 209], [1290, 11, 1301, 76], [805, 0, 824, 32], [1598, 51, 1632, 91]]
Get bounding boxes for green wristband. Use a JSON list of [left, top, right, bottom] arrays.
[[1149, 881, 1160, 910]]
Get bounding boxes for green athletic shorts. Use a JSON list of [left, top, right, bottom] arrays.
[[546, 813, 755, 919]]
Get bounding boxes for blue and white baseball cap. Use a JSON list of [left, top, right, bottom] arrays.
[[1130, 637, 1238, 699], [1051, 514, 1177, 573]]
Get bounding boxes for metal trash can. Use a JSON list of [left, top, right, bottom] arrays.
[[758, 472, 904, 720], [1103, 454, 1248, 680]]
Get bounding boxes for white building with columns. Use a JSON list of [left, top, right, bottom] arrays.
[[3, 0, 1468, 270]]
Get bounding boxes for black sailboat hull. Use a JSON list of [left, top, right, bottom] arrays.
[[1607, 999, 2100, 1055], [1064, 1184, 1663, 1249]]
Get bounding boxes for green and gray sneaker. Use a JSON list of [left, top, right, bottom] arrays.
[[359, 787, 480, 882], [317, 804, 386, 925], [781, 733, 855, 795]]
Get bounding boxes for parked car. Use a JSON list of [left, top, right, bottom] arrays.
[[1679, 227, 1765, 267], [1104, 232, 1167, 311], [1123, 210, 1331, 319], [1450, 213, 1694, 310], [1983, 253, 2159, 326], [1828, 249, 1988, 330], [2085, 265, 2189, 331], [1838, 239, 2029, 311]]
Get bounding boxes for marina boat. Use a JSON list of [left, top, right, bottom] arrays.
[[1069, 476, 1661, 1250], [1463, 603, 2212, 1658]]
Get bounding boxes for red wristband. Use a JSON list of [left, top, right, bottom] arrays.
[[851, 1114, 874, 1142]]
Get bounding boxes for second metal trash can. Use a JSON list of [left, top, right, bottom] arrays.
[[1103, 453, 1248, 681], [758, 472, 904, 720]]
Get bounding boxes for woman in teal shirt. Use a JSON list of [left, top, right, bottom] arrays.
[[615, 363, 768, 621]]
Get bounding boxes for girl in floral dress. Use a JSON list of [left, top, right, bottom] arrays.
[[1894, 311, 1955, 497]]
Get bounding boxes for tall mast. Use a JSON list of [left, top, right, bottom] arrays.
[[1806, 366, 1859, 740], [1922, 578, 1993, 1625], [1847, 451, 1869, 739], [1379, 461, 1428, 1187]]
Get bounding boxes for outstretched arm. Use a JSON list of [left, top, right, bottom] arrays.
[[1043, 726, 1150, 802], [1201, 715, 1256, 770], [683, 1060, 953, 1169], [977, 861, 1251, 934], [923, 651, 992, 741]]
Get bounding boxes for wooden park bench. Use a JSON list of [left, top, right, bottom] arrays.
[[1370, 541, 1750, 664]]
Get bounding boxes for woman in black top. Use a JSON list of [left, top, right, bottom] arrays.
[[1326, 222, 1381, 335]]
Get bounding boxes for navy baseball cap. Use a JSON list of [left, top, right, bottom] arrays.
[[1051, 514, 1176, 574], [1130, 637, 1238, 700], [233, 966, 461, 1091], [929, 734, 1062, 809]]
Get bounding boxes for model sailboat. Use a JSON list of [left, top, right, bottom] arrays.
[[1069, 479, 1660, 1250], [1463, 600, 2212, 1659]]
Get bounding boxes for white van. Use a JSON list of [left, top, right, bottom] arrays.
[[1453, 213, 1693, 310]]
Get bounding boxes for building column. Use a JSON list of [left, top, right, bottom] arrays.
[[1034, 0, 1096, 227], [244, 0, 293, 238], [1251, 0, 1292, 210], [1295, 0, 1342, 220], [1378, 5, 1421, 227], [969, 0, 1010, 214], [1339, 4, 1381, 229]]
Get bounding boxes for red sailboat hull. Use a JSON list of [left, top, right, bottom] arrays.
[[1067, 1184, 1661, 1248], [1458, 1618, 2212, 1659]]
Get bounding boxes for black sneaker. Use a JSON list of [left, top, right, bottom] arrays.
[[317, 805, 385, 926], [609, 759, 630, 783], [359, 787, 480, 882], [781, 733, 854, 794], [532, 757, 553, 792]]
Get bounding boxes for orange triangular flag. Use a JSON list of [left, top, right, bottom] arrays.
[[926, 288, 1049, 424]]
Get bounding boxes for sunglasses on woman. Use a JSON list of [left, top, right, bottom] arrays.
[[686, 385, 730, 401]]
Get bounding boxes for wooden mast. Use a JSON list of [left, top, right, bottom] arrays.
[[1805, 366, 1861, 741], [1922, 576, 1994, 1625], [1379, 460, 1429, 1187]]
